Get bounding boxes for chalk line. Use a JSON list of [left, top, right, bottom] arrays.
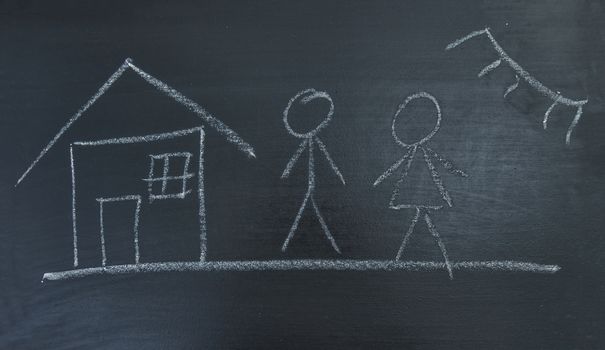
[[15, 59, 132, 187], [423, 146, 468, 178], [42, 260, 561, 281], [70, 145, 78, 267], [282, 138, 314, 252], [74, 127, 202, 146], [198, 127, 207, 261], [478, 59, 502, 77], [281, 139, 308, 179], [422, 147, 453, 207], [16, 58, 256, 186], [543, 95, 561, 130], [424, 212, 453, 279], [445, 27, 588, 145], [374, 146, 414, 187], [388, 145, 417, 207], [395, 207, 421, 261], [96, 195, 142, 266], [127, 62, 255, 157], [503, 75, 520, 98], [311, 196, 342, 254], [314, 136, 345, 185]]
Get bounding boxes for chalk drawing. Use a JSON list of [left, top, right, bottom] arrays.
[[42, 260, 561, 281], [22, 60, 561, 282], [374, 92, 467, 279], [143, 152, 194, 202], [96, 195, 142, 266], [17, 59, 255, 266], [281, 88, 345, 253], [15, 58, 255, 187], [445, 27, 588, 145]]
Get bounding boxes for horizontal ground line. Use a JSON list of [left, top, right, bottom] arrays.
[[42, 260, 560, 281]]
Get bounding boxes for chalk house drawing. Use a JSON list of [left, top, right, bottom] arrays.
[[16, 59, 561, 282], [281, 88, 346, 254], [445, 27, 588, 145], [374, 92, 468, 279]]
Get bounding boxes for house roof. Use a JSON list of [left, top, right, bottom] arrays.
[[15, 58, 255, 186]]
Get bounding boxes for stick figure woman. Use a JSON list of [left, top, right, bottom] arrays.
[[281, 88, 346, 253], [373, 92, 468, 279]]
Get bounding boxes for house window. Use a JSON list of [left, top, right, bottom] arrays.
[[144, 152, 194, 202]]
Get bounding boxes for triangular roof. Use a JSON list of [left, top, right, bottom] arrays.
[[15, 58, 255, 186]]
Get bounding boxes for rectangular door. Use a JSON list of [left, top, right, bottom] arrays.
[[97, 195, 142, 267]]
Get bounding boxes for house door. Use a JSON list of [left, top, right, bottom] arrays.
[[97, 195, 142, 267]]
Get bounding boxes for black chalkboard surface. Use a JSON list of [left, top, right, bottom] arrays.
[[2, 1, 605, 349]]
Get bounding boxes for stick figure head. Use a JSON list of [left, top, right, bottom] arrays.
[[283, 88, 334, 139], [392, 92, 441, 148]]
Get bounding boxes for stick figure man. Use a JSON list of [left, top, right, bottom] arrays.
[[281, 88, 346, 253], [373, 92, 468, 279]]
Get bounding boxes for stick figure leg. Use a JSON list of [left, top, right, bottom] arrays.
[[395, 207, 422, 261], [424, 212, 454, 279], [311, 196, 341, 254], [281, 187, 312, 252]]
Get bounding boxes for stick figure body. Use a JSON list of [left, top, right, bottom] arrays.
[[281, 89, 346, 253], [373, 92, 468, 279]]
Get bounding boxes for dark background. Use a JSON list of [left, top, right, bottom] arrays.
[[2, 1, 605, 348]]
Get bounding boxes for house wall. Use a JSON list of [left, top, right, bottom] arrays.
[[72, 131, 202, 267]]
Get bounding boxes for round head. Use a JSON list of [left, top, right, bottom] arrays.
[[283, 88, 334, 139], [391, 91, 441, 147]]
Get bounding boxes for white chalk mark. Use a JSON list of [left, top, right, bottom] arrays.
[[445, 27, 588, 145], [478, 59, 502, 77], [99, 200, 106, 267], [314, 136, 345, 185], [388, 145, 418, 208], [424, 213, 453, 279], [282, 180, 313, 252], [70, 145, 78, 267], [42, 260, 561, 281], [74, 127, 202, 146], [133, 197, 142, 264], [161, 155, 170, 193], [395, 207, 421, 261], [392, 92, 441, 148], [445, 29, 488, 50], [96, 195, 142, 266], [282, 139, 314, 252], [15, 59, 132, 187], [374, 146, 414, 187], [543, 95, 561, 130], [311, 197, 342, 254], [376, 92, 470, 276], [281, 139, 308, 179], [283, 88, 334, 139], [566, 105, 584, 146], [144, 151, 194, 201], [422, 147, 453, 207], [198, 127, 207, 261], [503, 74, 520, 98], [281, 90, 344, 253], [424, 146, 468, 178], [127, 62, 255, 158], [16, 59, 256, 186]]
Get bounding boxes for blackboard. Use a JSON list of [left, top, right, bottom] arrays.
[[2, 1, 605, 348]]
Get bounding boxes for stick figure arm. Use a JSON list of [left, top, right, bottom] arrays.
[[281, 139, 309, 179], [373, 146, 415, 187], [314, 137, 345, 185], [424, 146, 468, 178]]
